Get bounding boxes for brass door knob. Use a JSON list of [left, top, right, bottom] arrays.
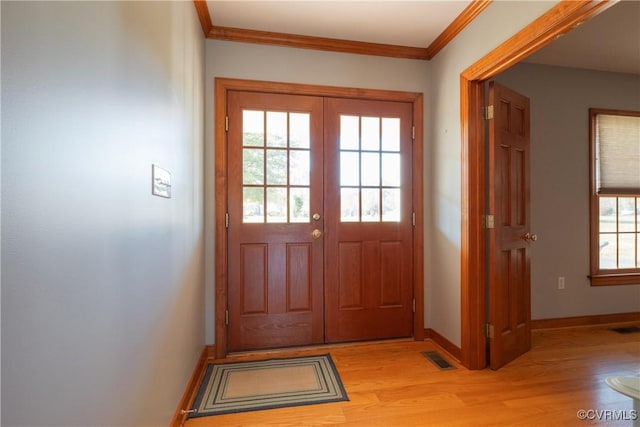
[[522, 232, 538, 242], [312, 229, 323, 239]]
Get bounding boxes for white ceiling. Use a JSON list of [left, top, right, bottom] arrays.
[[524, 0, 640, 75], [206, 1, 471, 48], [206, 0, 640, 75]]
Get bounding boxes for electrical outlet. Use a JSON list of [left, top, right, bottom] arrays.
[[558, 277, 565, 290]]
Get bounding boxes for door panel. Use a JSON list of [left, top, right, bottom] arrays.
[[227, 91, 324, 351], [324, 98, 414, 343], [240, 244, 267, 314], [227, 91, 415, 350], [488, 81, 532, 369], [286, 243, 313, 311]]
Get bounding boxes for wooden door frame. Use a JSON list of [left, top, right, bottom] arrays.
[[214, 78, 424, 358], [460, 0, 618, 369]]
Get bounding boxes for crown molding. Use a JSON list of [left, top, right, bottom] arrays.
[[194, 0, 492, 61], [425, 0, 492, 60], [209, 26, 429, 60], [193, 0, 212, 36]]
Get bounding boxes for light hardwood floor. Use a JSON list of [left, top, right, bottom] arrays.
[[184, 325, 640, 427]]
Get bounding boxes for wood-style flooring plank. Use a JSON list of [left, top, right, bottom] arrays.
[[184, 326, 639, 427]]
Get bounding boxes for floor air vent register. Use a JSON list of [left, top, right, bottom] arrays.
[[422, 351, 456, 370], [610, 325, 640, 334]]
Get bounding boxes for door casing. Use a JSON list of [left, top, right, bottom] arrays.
[[214, 78, 424, 358], [460, 0, 618, 369]]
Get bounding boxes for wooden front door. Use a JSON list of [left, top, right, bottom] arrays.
[[227, 91, 325, 351], [487, 81, 533, 369], [226, 90, 415, 351], [324, 98, 414, 343]]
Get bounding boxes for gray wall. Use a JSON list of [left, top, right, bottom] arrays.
[[496, 62, 640, 319], [427, 1, 558, 346], [1, 2, 205, 426], [204, 40, 431, 343]]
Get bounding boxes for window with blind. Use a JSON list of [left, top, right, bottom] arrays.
[[589, 108, 640, 286]]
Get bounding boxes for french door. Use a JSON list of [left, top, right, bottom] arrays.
[[324, 98, 414, 343], [226, 89, 415, 352], [227, 92, 324, 350]]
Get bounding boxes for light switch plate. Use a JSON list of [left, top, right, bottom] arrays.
[[152, 164, 171, 198]]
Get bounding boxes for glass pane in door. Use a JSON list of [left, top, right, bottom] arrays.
[[290, 113, 311, 148], [243, 110, 264, 147], [290, 187, 310, 223], [242, 110, 311, 224], [339, 114, 402, 223], [243, 187, 264, 223]]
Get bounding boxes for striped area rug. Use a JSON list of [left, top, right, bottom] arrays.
[[189, 354, 349, 417]]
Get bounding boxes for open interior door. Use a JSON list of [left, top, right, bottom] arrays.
[[487, 81, 533, 370]]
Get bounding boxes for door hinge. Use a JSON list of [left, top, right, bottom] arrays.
[[412, 212, 416, 227], [484, 214, 495, 229], [225, 212, 229, 228], [484, 105, 494, 120], [225, 309, 229, 325], [485, 323, 494, 338], [225, 115, 229, 132], [412, 125, 415, 140], [412, 298, 416, 313]]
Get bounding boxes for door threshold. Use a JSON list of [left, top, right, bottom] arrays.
[[224, 337, 415, 360]]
